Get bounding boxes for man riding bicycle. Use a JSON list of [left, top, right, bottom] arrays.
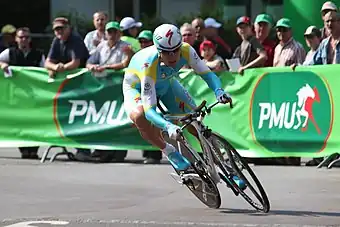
[[123, 24, 245, 189]]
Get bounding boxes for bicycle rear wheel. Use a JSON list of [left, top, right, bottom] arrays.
[[164, 133, 221, 209], [210, 132, 270, 213]]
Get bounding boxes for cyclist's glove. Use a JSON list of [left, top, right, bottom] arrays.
[[166, 123, 181, 140], [215, 88, 232, 104]]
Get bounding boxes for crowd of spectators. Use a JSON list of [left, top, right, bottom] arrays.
[[0, 1, 339, 166]]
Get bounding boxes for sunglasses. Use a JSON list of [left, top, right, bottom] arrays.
[[160, 47, 181, 55], [276, 27, 289, 32], [17, 35, 29, 39], [139, 39, 151, 43], [54, 26, 65, 31]]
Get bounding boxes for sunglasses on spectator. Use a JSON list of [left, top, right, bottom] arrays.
[[54, 26, 65, 31], [304, 34, 315, 39], [322, 9, 335, 16], [139, 39, 151, 43], [17, 35, 29, 39], [276, 27, 289, 32], [107, 28, 118, 33]]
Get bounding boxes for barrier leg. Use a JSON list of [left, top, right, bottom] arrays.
[[50, 147, 75, 162], [40, 146, 75, 163], [40, 146, 54, 163], [327, 155, 340, 169], [317, 153, 339, 168]]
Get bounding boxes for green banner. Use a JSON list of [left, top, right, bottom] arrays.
[[0, 65, 338, 158]]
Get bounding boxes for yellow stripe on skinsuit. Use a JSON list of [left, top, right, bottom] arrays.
[[142, 58, 159, 81], [125, 68, 142, 77], [181, 43, 190, 62]]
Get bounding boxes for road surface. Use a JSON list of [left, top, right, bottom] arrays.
[[0, 148, 339, 227]]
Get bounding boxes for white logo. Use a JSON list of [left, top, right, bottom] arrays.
[[257, 84, 320, 132], [68, 100, 130, 125], [4, 220, 69, 227]]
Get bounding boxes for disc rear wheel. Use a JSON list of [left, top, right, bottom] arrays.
[[164, 133, 221, 209]]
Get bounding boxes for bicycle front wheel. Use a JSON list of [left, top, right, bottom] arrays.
[[210, 132, 270, 213]]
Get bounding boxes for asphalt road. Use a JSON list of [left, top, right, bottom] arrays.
[[0, 147, 339, 227]]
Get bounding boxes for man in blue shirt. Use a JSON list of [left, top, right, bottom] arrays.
[[45, 17, 89, 80], [44, 17, 91, 161]]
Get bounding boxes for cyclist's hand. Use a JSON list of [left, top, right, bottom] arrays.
[[215, 88, 232, 104], [167, 124, 181, 140]]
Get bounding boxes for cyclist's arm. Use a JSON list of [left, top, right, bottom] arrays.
[[141, 74, 171, 131], [187, 45, 222, 92]]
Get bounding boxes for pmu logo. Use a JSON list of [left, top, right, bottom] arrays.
[[52, 73, 137, 146], [250, 72, 333, 153]]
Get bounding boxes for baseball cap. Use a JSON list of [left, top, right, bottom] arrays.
[[236, 16, 251, 26], [304, 25, 321, 37], [105, 21, 120, 31], [137, 30, 153, 40], [199, 40, 216, 53], [276, 18, 292, 28], [321, 1, 337, 12], [52, 17, 69, 29], [254, 14, 272, 25], [204, 18, 222, 28], [120, 17, 142, 31], [1, 24, 16, 34]]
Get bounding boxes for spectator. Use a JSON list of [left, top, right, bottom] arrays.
[[303, 26, 322, 65], [291, 26, 322, 69], [320, 1, 338, 39], [200, 40, 226, 72], [120, 17, 142, 53], [0, 27, 45, 159], [273, 18, 306, 67], [301, 11, 340, 166], [180, 23, 196, 69], [137, 30, 153, 49], [180, 23, 196, 46], [84, 11, 108, 55], [45, 17, 89, 79], [232, 16, 267, 74], [86, 21, 133, 162], [310, 11, 340, 65], [86, 21, 132, 71], [44, 17, 91, 161], [254, 14, 276, 67], [191, 17, 205, 56], [0, 24, 16, 52], [203, 17, 232, 60]]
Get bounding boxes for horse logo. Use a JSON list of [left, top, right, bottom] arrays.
[[294, 84, 321, 134]]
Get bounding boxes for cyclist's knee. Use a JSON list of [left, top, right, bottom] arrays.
[[130, 106, 148, 126]]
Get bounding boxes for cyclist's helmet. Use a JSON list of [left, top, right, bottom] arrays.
[[153, 24, 182, 52]]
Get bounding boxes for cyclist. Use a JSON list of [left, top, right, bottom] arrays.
[[123, 24, 245, 189]]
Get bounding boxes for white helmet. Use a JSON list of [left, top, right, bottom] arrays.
[[153, 24, 182, 51]]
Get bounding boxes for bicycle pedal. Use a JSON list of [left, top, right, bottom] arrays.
[[170, 172, 184, 185]]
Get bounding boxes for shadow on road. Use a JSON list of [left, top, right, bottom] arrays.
[[220, 208, 340, 217]]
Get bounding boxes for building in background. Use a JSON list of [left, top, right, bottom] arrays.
[[50, 0, 206, 22]]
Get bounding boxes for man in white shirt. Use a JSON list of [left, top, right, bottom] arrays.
[[303, 26, 322, 65], [84, 11, 108, 55]]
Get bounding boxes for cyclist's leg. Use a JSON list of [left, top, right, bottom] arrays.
[[123, 76, 166, 150], [160, 79, 199, 138]]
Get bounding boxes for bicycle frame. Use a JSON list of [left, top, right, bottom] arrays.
[[163, 104, 222, 184]]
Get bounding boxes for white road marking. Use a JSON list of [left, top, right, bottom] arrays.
[[4, 220, 69, 227]]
